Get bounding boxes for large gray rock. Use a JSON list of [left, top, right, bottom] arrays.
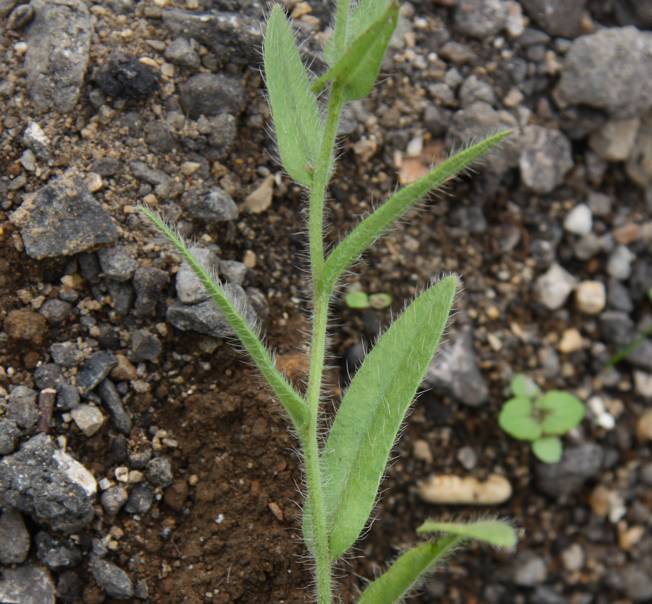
[[0, 565, 56, 604], [25, 0, 92, 113], [424, 329, 489, 406], [536, 443, 604, 499], [10, 175, 118, 259], [0, 434, 97, 533], [520, 0, 586, 37], [557, 28, 652, 118], [519, 125, 573, 193]]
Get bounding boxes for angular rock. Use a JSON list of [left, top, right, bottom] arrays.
[[535, 443, 604, 499], [133, 267, 169, 317], [0, 434, 97, 532], [162, 8, 262, 66], [97, 380, 132, 434], [90, 558, 133, 600], [7, 386, 38, 430], [424, 329, 489, 406], [77, 351, 117, 392], [100, 486, 128, 516], [39, 299, 72, 324], [70, 404, 105, 437], [25, 0, 91, 113], [23, 122, 50, 159], [557, 28, 652, 118], [520, 0, 586, 37], [50, 342, 83, 367], [56, 383, 81, 410], [184, 187, 238, 223], [97, 247, 137, 282], [620, 565, 652, 602], [35, 532, 82, 570], [454, 0, 507, 39], [176, 247, 220, 303], [219, 259, 247, 285], [34, 363, 63, 389], [0, 419, 21, 455], [125, 483, 154, 514], [0, 509, 31, 564], [93, 55, 159, 100], [0, 565, 56, 604], [519, 125, 573, 193], [164, 37, 200, 68], [166, 284, 256, 338], [626, 110, 652, 187], [146, 456, 174, 487], [564, 203, 592, 235], [535, 263, 577, 310], [589, 118, 640, 162], [10, 175, 118, 259], [179, 73, 245, 119], [130, 329, 162, 362]]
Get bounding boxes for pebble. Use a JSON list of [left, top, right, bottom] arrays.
[[535, 443, 604, 499], [130, 329, 162, 362], [561, 543, 585, 572], [589, 117, 640, 161], [620, 565, 652, 602], [417, 474, 512, 505], [535, 263, 577, 310], [164, 37, 200, 68], [184, 187, 239, 223], [519, 125, 573, 193], [454, 0, 507, 39], [50, 342, 83, 367], [71, 404, 105, 437], [10, 175, 118, 259], [558, 328, 583, 353], [133, 267, 169, 317], [242, 175, 275, 214], [4, 309, 48, 343], [34, 363, 63, 389], [634, 371, 652, 398], [636, 409, 652, 441], [175, 247, 220, 304], [413, 439, 433, 463], [94, 55, 160, 100], [77, 351, 117, 393], [97, 247, 138, 282], [35, 532, 82, 569], [0, 564, 56, 604], [0, 419, 21, 455], [626, 113, 652, 187], [111, 354, 137, 381], [90, 558, 134, 600], [607, 245, 636, 280], [0, 509, 31, 564], [564, 203, 593, 235], [456, 446, 478, 470], [7, 385, 39, 429], [575, 281, 606, 314], [179, 73, 245, 119], [0, 434, 97, 532], [124, 484, 154, 514], [146, 456, 174, 487], [25, 0, 91, 112], [56, 383, 81, 410], [97, 380, 132, 434], [39, 299, 72, 324], [23, 121, 50, 159], [219, 259, 247, 286], [511, 550, 547, 586], [100, 486, 129, 516]]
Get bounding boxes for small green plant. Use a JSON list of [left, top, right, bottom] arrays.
[[344, 286, 392, 310], [140, 2, 514, 601], [499, 374, 585, 463]]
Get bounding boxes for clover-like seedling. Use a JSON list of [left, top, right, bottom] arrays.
[[344, 288, 393, 310], [499, 374, 585, 463], [140, 2, 514, 602]]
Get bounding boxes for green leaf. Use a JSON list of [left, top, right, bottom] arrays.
[[538, 391, 585, 435], [313, 1, 399, 101], [532, 436, 562, 463], [511, 374, 539, 399], [322, 132, 511, 293], [498, 397, 542, 441], [357, 537, 459, 604], [263, 5, 322, 187], [345, 290, 370, 309], [369, 293, 392, 309], [322, 276, 457, 560], [417, 520, 518, 549]]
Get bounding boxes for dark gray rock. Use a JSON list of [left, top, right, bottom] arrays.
[[219, 259, 247, 286], [0, 565, 56, 604], [56, 383, 81, 410], [519, 125, 573, 194], [25, 0, 91, 113], [557, 28, 652, 118], [184, 187, 238, 223], [0, 419, 21, 455], [133, 267, 169, 317], [90, 558, 133, 600], [100, 486, 128, 516], [94, 55, 159, 100], [144, 120, 176, 154], [10, 175, 118, 260], [164, 37, 200, 68], [98, 246, 137, 282], [78, 251, 101, 283], [145, 456, 174, 487], [175, 247, 219, 304], [166, 284, 256, 338], [424, 329, 489, 406], [7, 386, 38, 430], [107, 280, 134, 316], [125, 484, 154, 514], [39, 299, 72, 324], [454, 0, 507, 39], [608, 279, 634, 312], [0, 434, 97, 532], [179, 73, 245, 119], [162, 8, 262, 66], [184, 113, 237, 160], [34, 363, 63, 389], [77, 351, 117, 393], [535, 443, 604, 499], [130, 160, 170, 189], [50, 342, 83, 367], [97, 379, 132, 434], [35, 532, 82, 570], [630, 259, 652, 303], [0, 509, 30, 564], [600, 311, 635, 347], [130, 329, 162, 362], [520, 0, 586, 37]]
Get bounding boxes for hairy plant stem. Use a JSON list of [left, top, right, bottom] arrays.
[[305, 82, 346, 604]]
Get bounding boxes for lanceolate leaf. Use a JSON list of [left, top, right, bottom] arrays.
[[417, 520, 518, 549], [357, 537, 459, 604], [322, 276, 457, 560], [264, 6, 322, 187], [538, 391, 585, 435], [313, 0, 399, 100], [322, 131, 510, 293]]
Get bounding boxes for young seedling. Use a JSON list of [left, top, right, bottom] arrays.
[[140, 2, 515, 601], [344, 286, 392, 310], [499, 374, 585, 463]]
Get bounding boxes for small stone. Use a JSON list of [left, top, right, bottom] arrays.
[[133, 267, 169, 317], [34, 363, 63, 389], [7, 385, 39, 429], [0, 509, 31, 564], [146, 456, 174, 487], [535, 263, 577, 310], [620, 565, 652, 602], [50, 342, 83, 367], [94, 55, 160, 100], [511, 551, 547, 586], [218, 260, 247, 285], [86, 172, 103, 193], [97, 247, 137, 282], [607, 245, 636, 280], [413, 439, 433, 463], [417, 474, 512, 505], [4, 309, 48, 343], [124, 484, 154, 514], [35, 532, 82, 570], [242, 175, 274, 214], [575, 281, 606, 315], [56, 383, 80, 410], [184, 187, 238, 223], [519, 126, 573, 194], [634, 371, 652, 399], [459, 75, 496, 107], [520, 0, 586, 37], [535, 443, 604, 499], [164, 37, 200, 68], [90, 558, 134, 600], [179, 73, 245, 119], [588, 191, 612, 216], [71, 405, 105, 437], [97, 380, 132, 434], [626, 112, 652, 188], [163, 480, 189, 512], [130, 329, 162, 362], [175, 248, 220, 304], [454, 0, 507, 38], [637, 409, 652, 441], [561, 543, 584, 572], [0, 420, 21, 455], [589, 118, 640, 161], [77, 351, 117, 393], [456, 446, 478, 470], [110, 354, 137, 381], [39, 299, 72, 324], [0, 564, 56, 604], [23, 122, 50, 159], [558, 328, 583, 353], [564, 203, 593, 235], [101, 486, 129, 516]]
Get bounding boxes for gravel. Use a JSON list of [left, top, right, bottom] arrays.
[[7, 385, 38, 430], [77, 351, 117, 393], [535, 444, 605, 499], [97, 379, 132, 434], [35, 532, 82, 570], [97, 247, 138, 282], [535, 263, 577, 310], [454, 0, 507, 39], [519, 125, 573, 193], [0, 509, 31, 564], [184, 187, 239, 223], [90, 558, 134, 600]]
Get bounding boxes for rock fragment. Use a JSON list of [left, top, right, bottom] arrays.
[[0, 565, 56, 604]]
